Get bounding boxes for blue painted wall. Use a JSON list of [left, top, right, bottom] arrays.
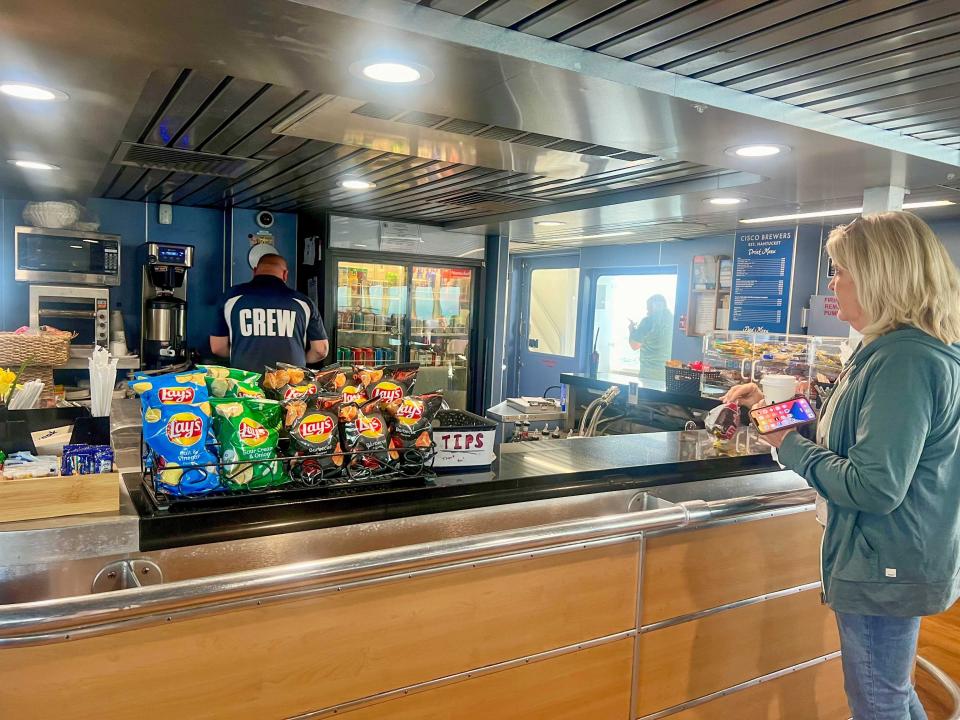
[[228, 208, 297, 287], [0, 197, 299, 355]]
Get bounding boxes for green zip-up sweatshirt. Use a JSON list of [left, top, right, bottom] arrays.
[[779, 327, 960, 617]]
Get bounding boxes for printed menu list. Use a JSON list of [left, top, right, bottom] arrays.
[[729, 228, 796, 334]]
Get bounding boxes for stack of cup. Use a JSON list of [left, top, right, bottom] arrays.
[[760, 374, 798, 403], [110, 308, 128, 357]]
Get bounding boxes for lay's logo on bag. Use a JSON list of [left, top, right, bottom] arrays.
[[396, 398, 424, 426], [283, 383, 317, 401], [238, 417, 269, 447], [298, 413, 335, 443], [166, 412, 204, 446], [159, 386, 196, 404], [342, 386, 366, 404], [357, 414, 384, 438], [371, 382, 404, 403]]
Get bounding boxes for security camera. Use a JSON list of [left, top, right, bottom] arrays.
[[255, 210, 274, 229]]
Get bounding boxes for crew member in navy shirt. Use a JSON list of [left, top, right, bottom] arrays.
[[210, 254, 328, 371]]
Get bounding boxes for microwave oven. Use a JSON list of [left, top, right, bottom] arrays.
[[15, 226, 121, 286]]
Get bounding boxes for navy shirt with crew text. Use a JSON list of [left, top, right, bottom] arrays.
[[213, 275, 326, 372]]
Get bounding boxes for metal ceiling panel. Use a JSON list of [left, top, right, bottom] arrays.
[[473, 0, 559, 27], [665, 1, 937, 78], [557, 0, 699, 49], [418, 0, 960, 151], [626, 0, 836, 66], [597, 0, 768, 60], [740, 35, 960, 97], [827, 83, 960, 120], [513, 0, 624, 38]]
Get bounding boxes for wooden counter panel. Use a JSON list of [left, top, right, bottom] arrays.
[[642, 511, 822, 624], [336, 638, 634, 720], [662, 657, 848, 720], [636, 588, 840, 716], [0, 542, 639, 720]]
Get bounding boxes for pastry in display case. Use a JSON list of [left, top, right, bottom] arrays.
[[701, 331, 846, 409]]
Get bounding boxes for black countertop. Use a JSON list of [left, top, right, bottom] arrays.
[[128, 429, 776, 551], [560, 372, 721, 411]]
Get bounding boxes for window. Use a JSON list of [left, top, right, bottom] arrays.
[[528, 268, 579, 357], [593, 271, 678, 379]]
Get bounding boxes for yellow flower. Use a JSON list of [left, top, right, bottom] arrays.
[[0, 368, 16, 402]]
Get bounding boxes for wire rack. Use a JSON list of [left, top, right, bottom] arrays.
[[138, 434, 439, 512]]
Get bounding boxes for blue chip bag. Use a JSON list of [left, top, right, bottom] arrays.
[[128, 371, 209, 411], [142, 397, 220, 496]]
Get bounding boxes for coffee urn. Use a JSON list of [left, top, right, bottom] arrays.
[[140, 242, 194, 370]]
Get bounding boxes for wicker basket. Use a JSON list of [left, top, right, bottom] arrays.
[[665, 366, 722, 396], [0, 332, 71, 367]]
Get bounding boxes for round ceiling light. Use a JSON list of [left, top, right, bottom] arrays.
[[363, 62, 420, 83], [8, 159, 60, 170], [350, 60, 434, 85], [535, 220, 566, 227], [339, 179, 376, 190], [726, 144, 789, 158], [0, 82, 68, 101], [708, 197, 746, 205]]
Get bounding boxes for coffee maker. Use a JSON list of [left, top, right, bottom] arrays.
[[140, 242, 194, 370]]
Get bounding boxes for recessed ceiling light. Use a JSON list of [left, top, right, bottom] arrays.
[[69, 245, 84, 249], [726, 144, 789, 158], [707, 197, 746, 206], [0, 82, 67, 101], [739, 200, 955, 224], [535, 220, 566, 227], [8, 159, 60, 170], [339, 179, 376, 190], [559, 231, 634, 242], [363, 62, 421, 83]]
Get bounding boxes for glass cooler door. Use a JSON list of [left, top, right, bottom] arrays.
[[409, 265, 474, 410], [335, 261, 407, 367]]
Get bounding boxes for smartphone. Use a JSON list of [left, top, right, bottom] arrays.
[[749, 396, 817, 435]]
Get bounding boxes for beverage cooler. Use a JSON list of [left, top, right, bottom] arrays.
[[328, 256, 482, 411]]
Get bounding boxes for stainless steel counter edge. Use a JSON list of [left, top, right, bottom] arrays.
[[0, 488, 815, 647]]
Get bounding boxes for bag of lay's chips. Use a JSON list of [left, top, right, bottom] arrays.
[[289, 394, 345, 485], [343, 398, 391, 478], [129, 371, 209, 411], [209, 398, 287, 490], [314, 364, 350, 394], [387, 392, 443, 472], [364, 363, 419, 413], [138, 392, 220, 496], [198, 365, 265, 399], [262, 363, 317, 403]]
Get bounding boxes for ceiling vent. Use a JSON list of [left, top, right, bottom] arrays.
[[112, 142, 262, 178], [438, 190, 550, 213]]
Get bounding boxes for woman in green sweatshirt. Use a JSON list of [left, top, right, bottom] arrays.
[[728, 212, 960, 719]]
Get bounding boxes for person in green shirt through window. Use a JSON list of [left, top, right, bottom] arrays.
[[628, 294, 673, 381]]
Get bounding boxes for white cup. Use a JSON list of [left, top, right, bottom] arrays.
[[110, 340, 128, 358], [761, 374, 797, 403]]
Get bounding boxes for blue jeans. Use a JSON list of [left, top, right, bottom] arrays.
[[835, 611, 927, 719]]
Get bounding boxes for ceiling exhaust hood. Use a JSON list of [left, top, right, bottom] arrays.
[[273, 95, 658, 181]]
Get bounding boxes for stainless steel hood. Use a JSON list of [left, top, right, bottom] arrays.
[[0, 0, 958, 243]]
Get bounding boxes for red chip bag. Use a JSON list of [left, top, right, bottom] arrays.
[[367, 363, 419, 411], [289, 393, 345, 484], [387, 392, 443, 471]]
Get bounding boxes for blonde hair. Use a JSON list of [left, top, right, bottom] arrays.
[[826, 211, 960, 345]]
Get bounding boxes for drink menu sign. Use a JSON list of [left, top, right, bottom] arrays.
[[729, 227, 797, 334]]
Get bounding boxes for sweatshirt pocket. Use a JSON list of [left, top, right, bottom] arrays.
[[833, 526, 879, 582]]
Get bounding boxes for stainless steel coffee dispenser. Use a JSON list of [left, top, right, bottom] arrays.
[[140, 243, 194, 370]]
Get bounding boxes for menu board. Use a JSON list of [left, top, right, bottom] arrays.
[[729, 228, 796, 333]]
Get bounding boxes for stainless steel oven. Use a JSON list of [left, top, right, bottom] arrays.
[[15, 226, 121, 286]]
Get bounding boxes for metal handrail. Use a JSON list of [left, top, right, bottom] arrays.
[[0, 488, 815, 647], [917, 655, 960, 720]]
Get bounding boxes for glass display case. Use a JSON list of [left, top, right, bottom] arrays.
[[702, 331, 846, 408], [335, 261, 406, 366], [332, 259, 478, 411]]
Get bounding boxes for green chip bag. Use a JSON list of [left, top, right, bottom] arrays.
[[199, 365, 265, 399], [209, 397, 288, 490]]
